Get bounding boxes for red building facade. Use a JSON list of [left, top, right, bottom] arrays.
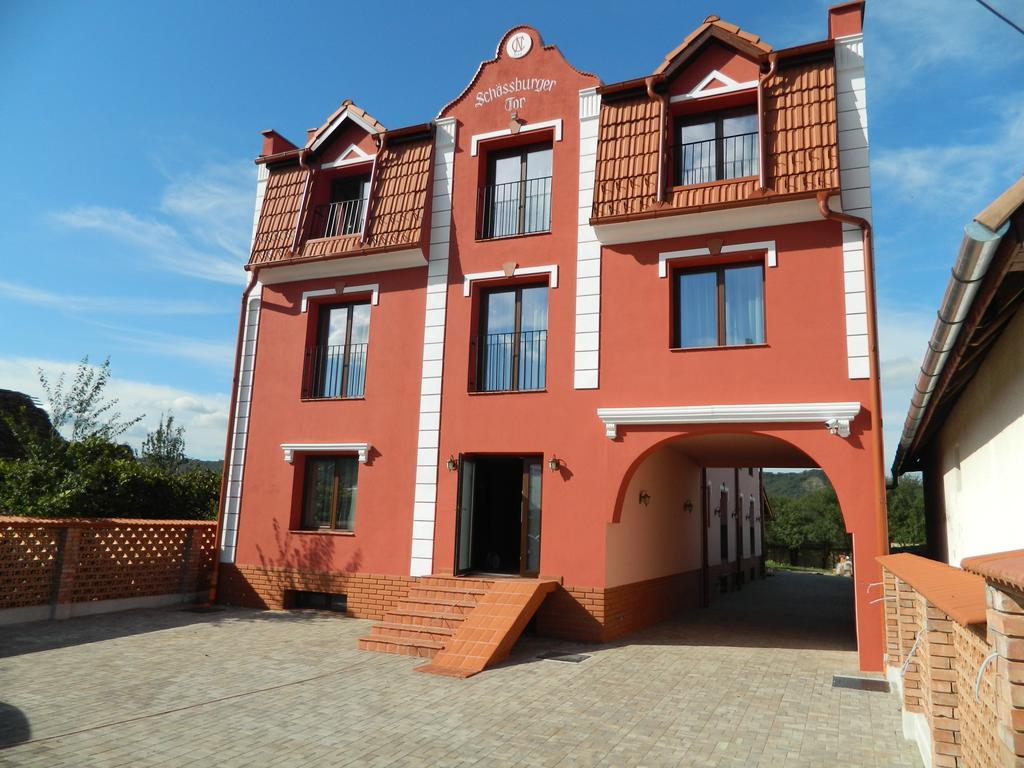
[[217, 2, 887, 670]]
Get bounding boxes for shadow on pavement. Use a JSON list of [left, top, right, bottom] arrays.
[[0, 702, 31, 749]]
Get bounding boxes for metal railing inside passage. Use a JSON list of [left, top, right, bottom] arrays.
[[474, 330, 547, 392], [675, 132, 758, 186], [305, 344, 368, 399], [478, 177, 552, 239]]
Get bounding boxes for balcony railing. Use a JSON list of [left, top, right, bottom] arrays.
[[302, 344, 367, 399], [674, 132, 758, 186], [471, 330, 547, 392], [478, 176, 552, 239], [312, 199, 366, 239]]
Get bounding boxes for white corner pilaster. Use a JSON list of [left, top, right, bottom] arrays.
[[250, 164, 269, 250], [409, 117, 456, 577], [219, 283, 263, 563], [574, 87, 601, 389], [835, 33, 872, 380]]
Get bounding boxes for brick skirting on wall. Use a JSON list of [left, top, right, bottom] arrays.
[[220, 561, 763, 643]]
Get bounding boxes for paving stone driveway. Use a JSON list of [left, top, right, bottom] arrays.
[[0, 571, 921, 767]]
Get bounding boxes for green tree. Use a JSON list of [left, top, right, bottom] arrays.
[[887, 475, 926, 546], [39, 356, 143, 441], [141, 413, 186, 474]]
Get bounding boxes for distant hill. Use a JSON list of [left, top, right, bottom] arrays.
[[184, 458, 223, 475], [763, 469, 832, 500]]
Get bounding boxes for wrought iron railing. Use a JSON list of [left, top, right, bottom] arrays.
[[674, 132, 758, 186], [313, 199, 366, 239], [478, 176, 552, 239], [471, 330, 547, 392], [302, 343, 368, 399]]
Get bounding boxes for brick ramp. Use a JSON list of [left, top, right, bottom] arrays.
[[357, 576, 493, 658], [415, 579, 558, 678]]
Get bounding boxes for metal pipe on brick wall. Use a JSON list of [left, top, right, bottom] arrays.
[[645, 76, 667, 203], [756, 53, 777, 192]]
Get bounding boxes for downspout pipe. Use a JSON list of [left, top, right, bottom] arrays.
[[816, 191, 888, 551], [645, 76, 667, 203], [757, 53, 778, 192], [362, 131, 387, 243], [208, 268, 260, 604], [291, 149, 315, 254], [892, 217, 1009, 475]]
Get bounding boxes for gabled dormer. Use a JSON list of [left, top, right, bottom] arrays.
[[249, 100, 436, 279], [590, 15, 842, 242]]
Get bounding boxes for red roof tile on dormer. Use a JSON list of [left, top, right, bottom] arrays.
[[654, 15, 773, 78], [305, 99, 386, 152]]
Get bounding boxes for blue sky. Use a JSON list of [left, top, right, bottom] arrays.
[[1, 0, 1022, 460]]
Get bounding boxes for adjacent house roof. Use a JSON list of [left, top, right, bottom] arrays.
[[892, 176, 1024, 475], [305, 99, 385, 154]]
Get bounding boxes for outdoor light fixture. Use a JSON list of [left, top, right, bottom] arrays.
[[548, 455, 560, 472], [445, 455, 458, 472], [639, 490, 651, 506], [683, 500, 694, 515]]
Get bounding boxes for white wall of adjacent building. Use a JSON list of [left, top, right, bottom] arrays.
[[936, 307, 1024, 565]]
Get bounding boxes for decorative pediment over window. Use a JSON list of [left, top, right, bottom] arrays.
[[654, 15, 772, 80], [305, 99, 385, 156]]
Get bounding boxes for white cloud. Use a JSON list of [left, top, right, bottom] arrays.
[[53, 162, 256, 285], [0, 356, 229, 459], [872, 97, 1024, 214], [0, 279, 226, 316], [871, 0, 1024, 82], [97, 325, 236, 369], [877, 305, 936, 469]]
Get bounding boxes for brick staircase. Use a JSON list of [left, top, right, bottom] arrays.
[[356, 576, 494, 659]]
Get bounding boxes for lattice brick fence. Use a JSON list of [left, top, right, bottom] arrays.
[[0, 517, 216, 616]]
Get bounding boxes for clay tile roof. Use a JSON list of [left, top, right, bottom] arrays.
[[654, 16, 772, 76], [364, 134, 433, 249], [305, 98, 386, 150], [249, 165, 306, 265], [962, 549, 1024, 595], [877, 553, 987, 626]]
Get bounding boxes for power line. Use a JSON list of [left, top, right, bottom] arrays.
[[974, 0, 1024, 37]]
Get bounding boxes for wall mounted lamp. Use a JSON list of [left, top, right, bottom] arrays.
[[548, 455, 560, 472], [445, 455, 458, 472], [638, 490, 651, 507], [683, 500, 694, 515]]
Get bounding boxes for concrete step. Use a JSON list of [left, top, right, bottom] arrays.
[[384, 608, 468, 630], [367, 622, 456, 643], [357, 634, 443, 658], [400, 598, 477, 615]]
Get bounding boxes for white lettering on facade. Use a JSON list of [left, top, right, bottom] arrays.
[[474, 78, 557, 110]]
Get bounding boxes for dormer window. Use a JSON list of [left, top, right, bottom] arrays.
[[318, 173, 370, 238], [673, 108, 757, 186]]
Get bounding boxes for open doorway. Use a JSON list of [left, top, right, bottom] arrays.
[[455, 455, 541, 576]]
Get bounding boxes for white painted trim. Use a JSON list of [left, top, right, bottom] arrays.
[[320, 144, 375, 170], [251, 163, 269, 250], [596, 402, 862, 439], [309, 108, 381, 154], [462, 264, 558, 297], [258, 248, 426, 285], [670, 70, 758, 103], [219, 282, 263, 564], [470, 118, 563, 157], [575, 87, 602, 390], [300, 283, 379, 312], [281, 442, 370, 464], [409, 117, 457, 578], [658, 240, 777, 277], [834, 32, 873, 382], [594, 197, 838, 246]]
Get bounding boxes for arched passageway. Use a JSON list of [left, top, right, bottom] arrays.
[[604, 426, 884, 671]]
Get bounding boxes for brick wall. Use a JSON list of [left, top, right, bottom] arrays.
[[956, 621, 1001, 767], [0, 517, 216, 615], [879, 556, 1010, 768], [534, 569, 703, 643], [217, 563, 415, 620]]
